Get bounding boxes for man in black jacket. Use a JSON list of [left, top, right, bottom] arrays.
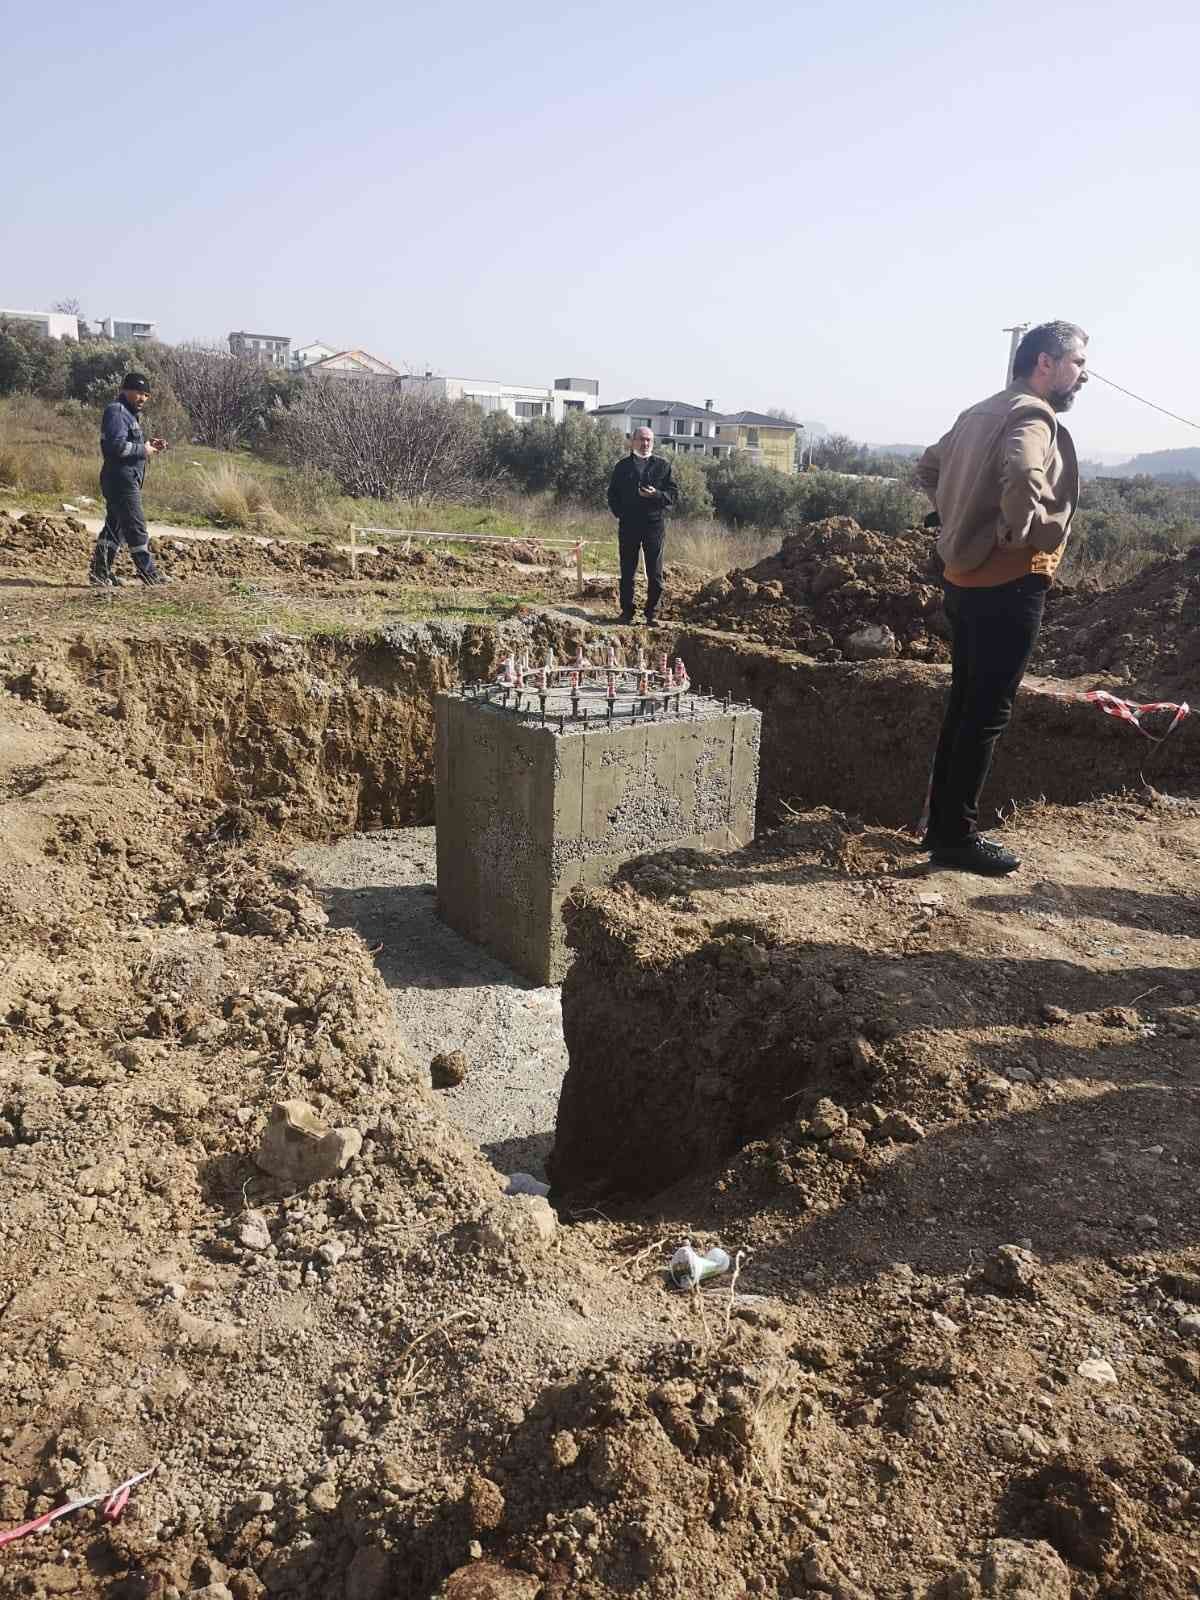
[[88, 371, 170, 588], [606, 426, 678, 624]]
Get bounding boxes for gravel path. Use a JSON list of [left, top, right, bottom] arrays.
[[291, 827, 566, 1179]]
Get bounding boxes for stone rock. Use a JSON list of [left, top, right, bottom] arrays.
[[479, 1195, 557, 1254], [1076, 1357, 1118, 1387], [431, 1049, 469, 1088], [316, 1239, 346, 1267], [380, 1457, 422, 1495], [849, 1034, 880, 1074], [336, 1413, 369, 1447], [306, 1479, 339, 1514], [1040, 1004, 1070, 1025], [77, 1160, 125, 1197], [237, 1491, 275, 1518], [989, 1425, 1050, 1462], [441, 1564, 542, 1600], [828, 1128, 868, 1162], [255, 1101, 361, 1185], [188, 1587, 235, 1600], [878, 1111, 925, 1143], [1178, 1313, 1200, 1339], [229, 1571, 265, 1600], [809, 1098, 849, 1139], [843, 623, 897, 660], [982, 1245, 1039, 1295], [979, 1538, 1070, 1598], [238, 1210, 272, 1251]]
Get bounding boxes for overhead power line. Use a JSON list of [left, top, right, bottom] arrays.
[[1086, 370, 1200, 435]]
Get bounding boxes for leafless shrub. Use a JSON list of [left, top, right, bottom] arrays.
[[155, 345, 276, 449], [274, 382, 493, 504]]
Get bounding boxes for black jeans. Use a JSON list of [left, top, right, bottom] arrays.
[[91, 480, 160, 582], [927, 575, 1047, 845], [618, 522, 665, 616]]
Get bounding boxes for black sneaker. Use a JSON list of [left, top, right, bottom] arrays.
[[929, 837, 1020, 876], [616, 609, 635, 625], [644, 611, 658, 626]]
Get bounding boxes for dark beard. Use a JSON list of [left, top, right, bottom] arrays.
[[1049, 387, 1077, 412]]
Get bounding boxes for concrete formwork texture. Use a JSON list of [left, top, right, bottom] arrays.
[[435, 689, 761, 984]]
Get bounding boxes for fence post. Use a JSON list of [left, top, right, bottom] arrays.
[[576, 540, 584, 597], [348, 522, 357, 578]]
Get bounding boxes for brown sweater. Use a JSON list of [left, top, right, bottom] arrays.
[[916, 384, 1078, 586]]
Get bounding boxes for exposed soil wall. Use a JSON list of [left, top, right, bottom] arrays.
[[674, 628, 1200, 828], [2, 619, 582, 841]]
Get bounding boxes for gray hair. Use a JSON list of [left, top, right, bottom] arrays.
[[1012, 320, 1088, 379]]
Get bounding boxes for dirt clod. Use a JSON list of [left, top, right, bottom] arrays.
[[432, 1049, 469, 1088]]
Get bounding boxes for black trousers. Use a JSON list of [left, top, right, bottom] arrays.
[[927, 574, 1047, 845], [618, 522, 665, 616], [91, 479, 160, 581]]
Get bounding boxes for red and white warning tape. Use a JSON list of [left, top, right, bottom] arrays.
[[0, 1465, 157, 1552], [1074, 688, 1190, 742]]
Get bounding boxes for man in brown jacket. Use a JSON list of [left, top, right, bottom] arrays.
[[915, 320, 1088, 875]]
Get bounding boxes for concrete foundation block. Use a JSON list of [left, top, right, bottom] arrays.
[[435, 691, 761, 984]]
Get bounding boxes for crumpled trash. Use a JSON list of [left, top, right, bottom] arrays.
[[668, 1241, 731, 1291], [505, 1172, 550, 1198]]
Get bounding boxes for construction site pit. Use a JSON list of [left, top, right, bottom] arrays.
[[2, 513, 1200, 1600]]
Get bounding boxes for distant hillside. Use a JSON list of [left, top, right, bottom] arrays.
[[1101, 446, 1200, 480], [867, 443, 923, 458]]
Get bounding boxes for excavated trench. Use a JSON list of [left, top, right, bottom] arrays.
[[8, 618, 1198, 1184]]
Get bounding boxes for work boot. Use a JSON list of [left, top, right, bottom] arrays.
[[929, 836, 1020, 876], [138, 570, 172, 586], [87, 571, 112, 589], [644, 610, 658, 625], [616, 609, 635, 625]]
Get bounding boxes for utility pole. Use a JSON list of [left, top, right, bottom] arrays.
[[1002, 323, 1029, 385]]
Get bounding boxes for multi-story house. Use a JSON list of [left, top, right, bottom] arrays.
[[591, 397, 799, 473], [590, 398, 731, 457], [397, 373, 598, 423], [100, 316, 156, 342], [300, 349, 403, 384], [0, 308, 79, 340], [229, 331, 291, 368], [293, 341, 338, 370], [717, 411, 800, 474]]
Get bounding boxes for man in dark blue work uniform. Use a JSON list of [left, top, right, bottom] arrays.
[[88, 371, 171, 587]]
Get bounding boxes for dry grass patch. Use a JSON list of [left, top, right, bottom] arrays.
[[196, 461, 294, 534]]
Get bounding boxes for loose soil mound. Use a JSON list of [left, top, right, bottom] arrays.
[[680, 517, 950, 662], [1035, 546, 1200, 700]]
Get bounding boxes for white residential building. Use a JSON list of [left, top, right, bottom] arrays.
[[0, 308, 79, 340], [229, 331, 291, 368], [293, 341, 338, 370], [301, 348, 403, 384], [397, 373, 598, 423], [100, 316, 156, 341], [590, 397, 731, 457]]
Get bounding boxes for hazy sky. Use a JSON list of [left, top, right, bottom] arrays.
[[6, 0, 1198, 455]]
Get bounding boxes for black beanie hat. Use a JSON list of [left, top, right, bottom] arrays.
[[121, 372, 152, 393]]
